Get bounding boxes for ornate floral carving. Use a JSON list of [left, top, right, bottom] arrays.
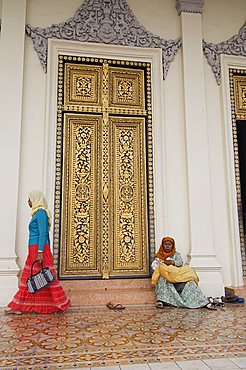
[[64, 62, 102, 106], [234, 76, 246, 118], [101, 62, 110, 278], [110, 68, 144, 108], [73, 125, 93, 265], [118, 128, 136, 264], [76, 77, 92, 98], [203, 22, 246, 85], [117, 80, 133, 101], [25, 0, 181, 79]]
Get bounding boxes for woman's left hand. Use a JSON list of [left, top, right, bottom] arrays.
[[37, 252, 43, 263]]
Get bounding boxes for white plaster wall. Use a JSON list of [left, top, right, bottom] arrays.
[[127, 0, 180, 39], [26, 0, 82, 26], [203, 63, 232, 286], [1, 0, 27, 281], [16, 0, 91, 268], [128, 0, 188, 257], [14, 0, 246, 290], [203, 0, 246, 42], [202, 0, 246, 285], [162, 52, 190, 262], [15, 34, 47, 268]]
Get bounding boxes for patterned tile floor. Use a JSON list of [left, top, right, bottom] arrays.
[[0, 303, 245, 370]]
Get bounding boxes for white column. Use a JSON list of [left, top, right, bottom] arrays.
[[0, 0, 26, 305], [180, 12, 224, 296]]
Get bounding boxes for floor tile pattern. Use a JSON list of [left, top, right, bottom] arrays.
[[0, 304, 245, 369]]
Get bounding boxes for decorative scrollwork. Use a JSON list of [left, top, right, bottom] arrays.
[[119, 129, 136, 264], [117, 80, 133, 101], [25, 0, 181, 79], [73, 126, 93, 265], [234, 76, 246, 118], [102, 63, 110, 277], [242, 87, 246, 106], [203, 21, 246, 85], [110, 68, 144, 109], [65, 63, 102, 106], [76, 184, 90, 201], [120, 185, 133, 202], [76, 77, 92, 98]]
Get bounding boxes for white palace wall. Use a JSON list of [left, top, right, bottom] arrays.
[[202, 1, 246, 287], [0, 0, 245, 305]]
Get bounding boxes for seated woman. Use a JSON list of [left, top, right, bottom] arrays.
[[151, 236, 216, 310]]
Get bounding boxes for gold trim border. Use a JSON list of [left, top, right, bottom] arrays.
[[53, 55, 155, 279], [229, 68, 246, 276]]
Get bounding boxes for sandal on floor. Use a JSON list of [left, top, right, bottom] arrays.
[[155, 301, 164, 309], [4, 309, 23, 315], [224, 295, 240, 303], [205, 303, 217, 311], [106, 302, 125, 310]]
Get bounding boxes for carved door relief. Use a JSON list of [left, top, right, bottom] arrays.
[[54, 55, 155, 279]]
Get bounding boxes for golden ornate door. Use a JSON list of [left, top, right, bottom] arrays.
[[53, 55, 155, 279]]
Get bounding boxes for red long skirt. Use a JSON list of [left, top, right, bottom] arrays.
[[8, 244, 70, 313]]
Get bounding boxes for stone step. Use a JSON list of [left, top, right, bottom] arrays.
[[62, 278, 156, 306]]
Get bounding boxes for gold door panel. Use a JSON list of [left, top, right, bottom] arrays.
[[111, 117, 148, 275], [109, 67, 145, 110], [54, 55, 155, 279], [234, 75, 246, 117], [60, 114, 101, 277], [64, 63, 102, 109]]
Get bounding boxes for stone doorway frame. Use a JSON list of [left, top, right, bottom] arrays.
[[43, 39, 167, 267], [221, 55, 246, 284]]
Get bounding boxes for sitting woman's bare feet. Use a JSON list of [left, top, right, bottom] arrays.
[[4, 309, 23, 315]]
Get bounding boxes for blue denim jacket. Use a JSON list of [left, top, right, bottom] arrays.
[[28, 209, 50, 252]]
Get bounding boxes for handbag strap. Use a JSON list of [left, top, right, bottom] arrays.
[[30, 260, 43, 277]]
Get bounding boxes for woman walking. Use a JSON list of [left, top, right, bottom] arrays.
[[5, 190, 70, 314]]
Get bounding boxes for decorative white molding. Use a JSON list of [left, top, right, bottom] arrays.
[[25, 0, 181, 80], [220, 55, 245, 286], [203, 22, 246, 85], [0, 270, 19, 277], [0, 0, 26, 306], [0, 257, 19, 276], [175, 0, 204, 15], [44, 39, 167, 256]]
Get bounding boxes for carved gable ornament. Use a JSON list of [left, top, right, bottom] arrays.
[[26, 0, 181, 79], [203, 21, 246, 85]]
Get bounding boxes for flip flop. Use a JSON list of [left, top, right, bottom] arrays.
[[106, 302, 125, 310], [4, 309, 23, 315], [205, 303, 217, 311], [224, 295, 240, 303], [155, 301, 164, 308]]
